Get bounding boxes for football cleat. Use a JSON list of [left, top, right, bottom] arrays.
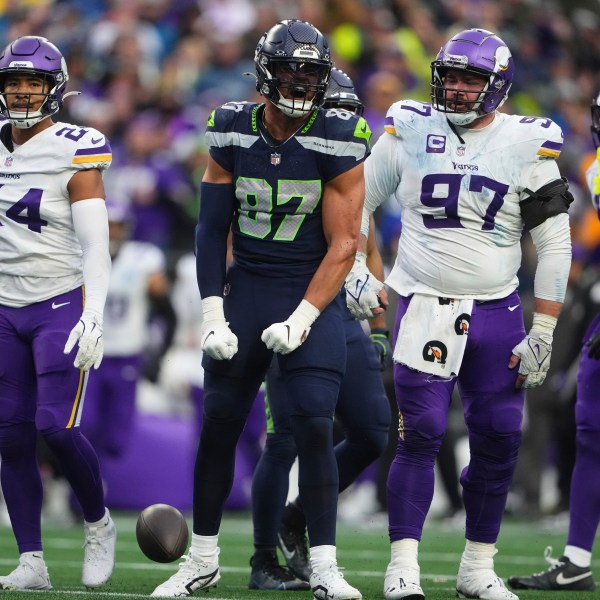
[[249, 553, 310, 590], [0, 553, 52, 590], [384, 561, 425, 600], [151, 551, 220, 597], [508, 547, 595, 591], [82, 512, 117, 588], [310, 560, 362, 600], [457, 565, 518, 600], [81, 511, 117, 588], [278, 516, 311, 581]]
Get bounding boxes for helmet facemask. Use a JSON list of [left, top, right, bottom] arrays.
[[259, 57, 330, 118]]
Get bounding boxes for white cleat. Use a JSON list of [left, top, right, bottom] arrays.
[[384, 562, 425, 600], [82, 512, 117, 588], [0, 553, 52, 590], [310, 560, 362, 600], [457, 567, 519, 600], [151, 552, 221, 597]]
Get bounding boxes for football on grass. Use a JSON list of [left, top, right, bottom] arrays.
[[136, 504, 189, 563]]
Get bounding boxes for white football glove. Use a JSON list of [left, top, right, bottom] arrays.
[[63, 310, 104, 371], [510, 313, 557, 389], [262, 299, 320, 355], [344, 251, 384, 320], [200, 296, 238, 360]]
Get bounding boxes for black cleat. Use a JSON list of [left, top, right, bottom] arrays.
[[278, 517, 311, 582], [508, 547, 595, 591], [249, 554, 310, 591]]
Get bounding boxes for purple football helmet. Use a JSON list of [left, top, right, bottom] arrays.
[[0, 36, 69, 129], [431, 28, 514, 126], [323, 68, 364, 116], [255, 19, 331, 118], [591, 90, 600, 149]]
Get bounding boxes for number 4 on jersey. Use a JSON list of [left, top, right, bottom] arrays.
[[0, 187, 48, 232]]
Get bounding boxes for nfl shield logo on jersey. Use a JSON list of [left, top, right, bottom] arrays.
[[270, 152, 281, 165], [4, 156, 13, 167]]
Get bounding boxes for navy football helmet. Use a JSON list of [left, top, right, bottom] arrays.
[[431, 28, 514, 126], [0, 36, 69, 129], [322, 68, 364, 116], [591, 90, 600, 149], [254, 19, 332, 118]]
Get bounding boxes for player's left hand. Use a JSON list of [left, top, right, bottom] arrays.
[[261, 299, 320, 355], [262, 321, 310, 354], [370, 328, 392, 370], [509, 329, 553, 389], [586, 332, 600, 359], [64, 311, 104, 371]]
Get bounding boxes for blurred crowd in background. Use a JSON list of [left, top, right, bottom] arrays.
[[1, 0, 600, 526]]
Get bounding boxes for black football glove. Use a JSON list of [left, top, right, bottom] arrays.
[[587, 332, 600, 360], [370, 328, 392, 371]]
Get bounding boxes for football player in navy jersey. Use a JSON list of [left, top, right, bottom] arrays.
[[152, 21, 372, 600], [248, 68, 392, 591], [506, 91, 600, 594], [0, 36, 115, 590]]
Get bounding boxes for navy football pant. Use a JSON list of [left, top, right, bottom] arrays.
[[197, 266, 346, 547]]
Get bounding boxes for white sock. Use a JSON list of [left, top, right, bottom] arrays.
[[84, 508, 109, 527], [390, 539, 419, 567], [310, 545, 336, 572], [564, 545, 591, 568], [191, 533, 219, 561]]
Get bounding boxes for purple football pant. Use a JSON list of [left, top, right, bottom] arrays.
[[387, 291, 525, 544], [0, 287, 105, 553], [567, 313, 600, 552], [82, 355, 141, 460]]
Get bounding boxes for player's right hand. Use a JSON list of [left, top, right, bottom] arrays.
[[64, 310, 104, 371], [344, 252, 386, 320], [201, 321, 238, 360]]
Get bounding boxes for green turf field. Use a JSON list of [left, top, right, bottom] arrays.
[[0, 512, 597, 600]]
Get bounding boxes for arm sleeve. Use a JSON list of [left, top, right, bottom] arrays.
[[196, 182, 236, 298], [529, 212, 572, 303], [362, 133, 401, 230], [70, 198, 111, 316]]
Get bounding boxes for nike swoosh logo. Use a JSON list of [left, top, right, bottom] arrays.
[[91, 136, 103, 144], [556, 572, 592, 585], [508, 305, 519, 311], [284, 324, 290, 343], [52, 301, 70, 309], [277, 535, 296, 562]]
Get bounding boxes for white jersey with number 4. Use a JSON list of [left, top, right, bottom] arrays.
[[0, 121, 112, 306], [366, 101, 564, 299]]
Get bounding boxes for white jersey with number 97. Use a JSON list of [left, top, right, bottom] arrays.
[[366, 101, 564, 300]]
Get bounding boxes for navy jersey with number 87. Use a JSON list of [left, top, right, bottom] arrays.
[[205, 102, 371, 278]]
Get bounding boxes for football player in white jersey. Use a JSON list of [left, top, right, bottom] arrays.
[[0, 36, 115, 591], [344, 29, 573, 600], [81, 202, 174, 463]]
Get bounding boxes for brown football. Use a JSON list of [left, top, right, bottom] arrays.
[[136, 504, 189, 563]]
